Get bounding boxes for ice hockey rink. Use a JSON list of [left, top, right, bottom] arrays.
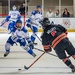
[[0, 32, 75, 75]]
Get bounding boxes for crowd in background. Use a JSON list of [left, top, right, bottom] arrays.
[[18, 1, 70, 18], [19, 1, 28, 15], [46, 8, 70, 18]]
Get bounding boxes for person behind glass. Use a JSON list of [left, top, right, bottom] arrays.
[[46, 8, 54, 18], [55, 9, 61, 18], [19, 2, 28, 15], [62, 8, 70, 17]]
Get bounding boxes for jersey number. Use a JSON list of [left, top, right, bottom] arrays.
[[51, 30, 56, 37]]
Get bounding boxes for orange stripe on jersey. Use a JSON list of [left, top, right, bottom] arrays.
[[52, 33, 66, 46], [63, 58, 69, 63], [72, 55, 75, 59], [52, 35, 67, 49]]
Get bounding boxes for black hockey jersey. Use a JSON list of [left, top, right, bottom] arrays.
[[41, 24, 68, 50]]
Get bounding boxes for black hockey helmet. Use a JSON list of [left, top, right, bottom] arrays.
[[41, 17, 50, 27]]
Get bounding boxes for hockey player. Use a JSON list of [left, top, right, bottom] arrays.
[[26, 5, 43, 44], [4, 20, 36, 58], [41, 17, 75, 72], [6, 5, 21, 32]]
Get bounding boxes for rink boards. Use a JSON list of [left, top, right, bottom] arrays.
[[0, 18, 75, 33]]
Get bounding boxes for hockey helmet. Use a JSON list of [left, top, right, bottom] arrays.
[[16, 20, 22, 24], [12, 5, 17, 10], [16, 20, 22, 30], [41, 17, 50, 27], [36, 5, 42, 8]]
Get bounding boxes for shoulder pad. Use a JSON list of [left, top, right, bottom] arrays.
[[31, 10, 38, 15]]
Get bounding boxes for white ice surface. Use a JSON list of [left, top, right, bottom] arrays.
[[0, 32, 75, 75]]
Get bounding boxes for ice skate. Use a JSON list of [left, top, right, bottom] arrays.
[[72, 67, 75, 73], [32, 53, 37, 57], [4, 52, 10, 57]]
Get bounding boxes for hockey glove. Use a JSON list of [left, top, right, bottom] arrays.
[[6, 16, 10, 22], [43, 45, 52, 52], [29, 42, 34, 49]]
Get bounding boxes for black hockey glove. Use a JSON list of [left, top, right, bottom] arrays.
[[44, 46, 52, 52]]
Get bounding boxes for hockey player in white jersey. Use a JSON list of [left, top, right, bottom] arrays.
[[6, 5, 21, 32], [26, 5, 43, 44], [4, 20, 36, 57]]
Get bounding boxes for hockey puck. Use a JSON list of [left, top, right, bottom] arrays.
[[18, 69, 21, 70]]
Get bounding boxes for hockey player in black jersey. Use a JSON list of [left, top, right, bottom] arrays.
[[41, 17, 75, 72]]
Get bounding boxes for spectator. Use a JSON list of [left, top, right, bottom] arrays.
[[19, 2, 28, 15], [55, 9, 61, 18], [46, 8, 54, 18], [62, 8, 70, 17]]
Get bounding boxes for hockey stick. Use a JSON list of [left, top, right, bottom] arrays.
[[0, 19, 6, 27], [24, 52, 45, 70], [30, 25, 42, 42], [34, 47, 71, 58], [34, 33, 42, 42], [34, 47, 58, 57], [26, 44, 57, 57]]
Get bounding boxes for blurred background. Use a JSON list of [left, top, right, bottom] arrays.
[[0, 0, 74, 17], [0, 0, 75, 32]]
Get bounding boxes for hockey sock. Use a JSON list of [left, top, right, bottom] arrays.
[[27, 48, 34, 55], [5, 43, 10, 52], [22, 45, 34, 55], [62, 58, 74, 69]]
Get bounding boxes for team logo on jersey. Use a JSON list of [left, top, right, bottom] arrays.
[[51, 30, 56, 37], [47, 27, 56, 37], [47, 27, 56, 34]]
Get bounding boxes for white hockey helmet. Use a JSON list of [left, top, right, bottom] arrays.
[[12, 5, 16, 10]]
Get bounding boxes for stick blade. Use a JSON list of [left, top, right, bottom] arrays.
[[24, 65, 29, 70]]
